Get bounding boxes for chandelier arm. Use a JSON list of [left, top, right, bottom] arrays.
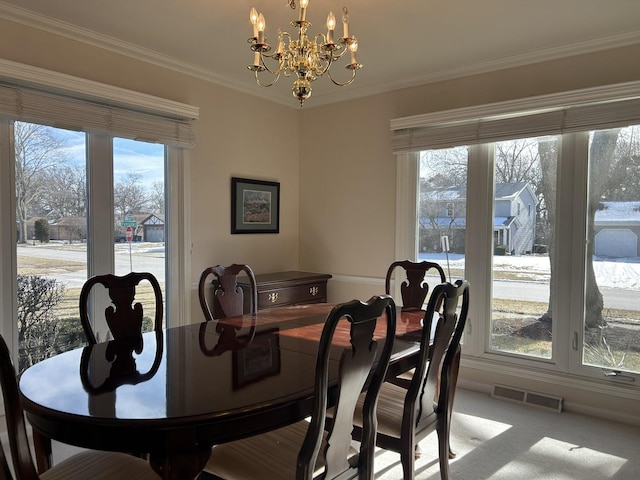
[[329, 46, 349, 60], [325, 67, 357, 87], [254, 69, 281, 88], [258, 53, 285, 76]]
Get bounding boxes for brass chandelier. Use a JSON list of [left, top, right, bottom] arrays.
[[247, 0, 363, 106]]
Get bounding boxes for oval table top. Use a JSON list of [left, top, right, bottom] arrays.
[[19, 303, 426, 479]]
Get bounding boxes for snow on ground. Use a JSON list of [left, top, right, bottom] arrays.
[[419, 252, 640, 290]]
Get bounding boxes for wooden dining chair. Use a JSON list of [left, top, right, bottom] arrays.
[[352, 280, 469, 480], [201, 295, 397, 480], [385, 260, 446, 310], [79, 272, 163, 346], [198, 264, 258, 320], [0, 334, 158, 480]]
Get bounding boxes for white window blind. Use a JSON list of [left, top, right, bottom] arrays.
[[391, 82, 640, 153], [0, 83, 196, 148]]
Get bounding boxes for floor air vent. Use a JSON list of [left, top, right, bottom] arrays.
[[491, 384, 563, 413]]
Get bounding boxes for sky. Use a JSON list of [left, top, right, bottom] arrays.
[[58, 128, 165, 188]]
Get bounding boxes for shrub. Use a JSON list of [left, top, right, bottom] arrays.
[[34, 218, 50, 243]]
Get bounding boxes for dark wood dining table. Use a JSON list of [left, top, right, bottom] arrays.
[[18, 303, 427, 480]]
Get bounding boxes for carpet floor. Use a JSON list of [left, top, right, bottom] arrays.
[[373, 388, 640, 479]]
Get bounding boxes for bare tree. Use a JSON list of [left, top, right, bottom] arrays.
[[114, 172, 148, 218], [537, 138, 558, 323], [495, 140, 542, 188], [148, 180, 165, 216], [420, 148, 468, 186], [536, 130, 621, 329], [585, 129, 621, 329], [38, 164, 86, 218], [14, 122, 69, 243]]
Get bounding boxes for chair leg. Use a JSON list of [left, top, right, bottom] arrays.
[[414, 443, 422, 459], [437, 424, 451, 480], [401, 445, 416, 480]]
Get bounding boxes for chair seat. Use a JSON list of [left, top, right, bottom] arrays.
[[204, 421, 358, 480], [39, 450, 157, 480]]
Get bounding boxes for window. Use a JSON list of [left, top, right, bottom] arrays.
[[393, 82, 640, 388], [0, 62, 197, 371], [446, 203, 455, 218]]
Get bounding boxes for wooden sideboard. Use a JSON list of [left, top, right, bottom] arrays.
[[212, 271, 332, 316]]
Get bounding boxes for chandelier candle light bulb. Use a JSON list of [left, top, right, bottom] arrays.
[[342, 7, 349, 39], [257, 13, 265, 44], [349, 37, 358, 64], [247, 2, 363, 106], [250, 7, 258, 38], [326, 11, 336, 44], [299, 0, 309, 22]]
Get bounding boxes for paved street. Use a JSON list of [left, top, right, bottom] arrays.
[[17, 243, 165, 288]]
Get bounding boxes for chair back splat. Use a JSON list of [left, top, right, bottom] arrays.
[[79, 272, 163, 345], [385, 260, 446, 310], [198, 264, 258, 320]]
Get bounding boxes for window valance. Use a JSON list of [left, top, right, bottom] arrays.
[[391, 81, 640, 153], [0, 59, 198, 148]]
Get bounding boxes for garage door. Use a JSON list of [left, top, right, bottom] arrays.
[[595, 228, 637, 257], [144, 225, 164, 242]]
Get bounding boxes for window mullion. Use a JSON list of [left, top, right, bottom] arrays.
[[86, 134, 114, 340], [464, 143, 494, 356]]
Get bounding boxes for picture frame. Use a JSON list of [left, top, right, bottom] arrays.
[[233, 329, 281, 389], [231, 177, 280, 234]]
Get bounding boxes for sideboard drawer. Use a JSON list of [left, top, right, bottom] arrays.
[[258, 280, 328, 309], [212, 271, 332, 316]]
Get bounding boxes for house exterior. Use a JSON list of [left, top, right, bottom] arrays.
[[594, 201, 640, 257], [420, 182, 538, 255], [141, 214, 165, 242], [48, 217, 86, 243]]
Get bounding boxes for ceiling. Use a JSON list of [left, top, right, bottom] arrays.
[[2, 0, 640, 108]]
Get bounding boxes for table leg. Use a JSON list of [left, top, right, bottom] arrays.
[[149, 449, 211, 480], [32, 430, 52, 473]]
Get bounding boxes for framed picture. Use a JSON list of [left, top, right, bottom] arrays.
[[231, 177, 280, 234], [233, 329, 281, 389]]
